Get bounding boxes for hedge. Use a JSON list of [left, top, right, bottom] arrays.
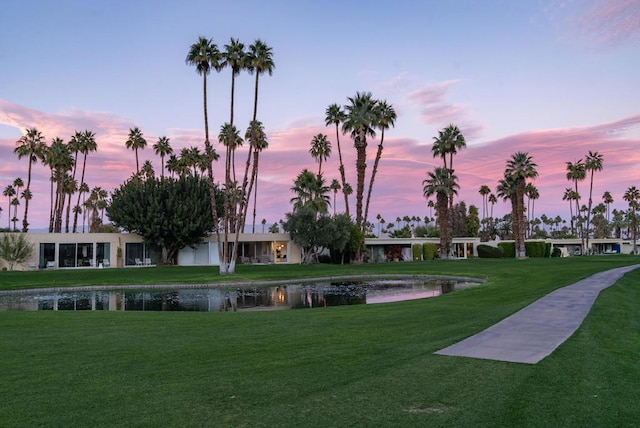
[[412, 244, 422, 261], [497, 242, 515, 258], [422, 242, 437, 261], [477, 244, 504, 258], [524, 241, 547, 258]]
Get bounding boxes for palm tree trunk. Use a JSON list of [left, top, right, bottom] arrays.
[[48, 172, 55, 233], [355, 136, 367, 228], [363, 132, 385, 233], [334, 124, 349, 216], [22, 162, 33, 232], [72, 154, 88, 233]]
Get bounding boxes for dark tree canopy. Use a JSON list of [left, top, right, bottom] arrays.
[[107, 176, 222, 264]]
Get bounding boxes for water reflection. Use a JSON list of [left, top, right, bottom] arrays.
[[0, 279, 470, 312]]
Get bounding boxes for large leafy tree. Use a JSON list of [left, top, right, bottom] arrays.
[[72, 130, 97, 233], [107, 175, 221, 264], [584, 151, 603, 253], [504, 152, 538, 258], [423, 167, 459, 259], [14, 128, 46, 232]]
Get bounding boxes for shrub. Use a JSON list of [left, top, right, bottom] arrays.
[[525, 241, 546, 258], [412, 244, 422, 261], [544, 243, 552, 258], [422, 243, 437, 261], [477, 244, 504, 258], [551, 247, 562, 258], [497, 242, 515, 258], [0, 233, 34, 270]]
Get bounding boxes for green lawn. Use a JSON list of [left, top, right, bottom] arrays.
[[1, 256, 639, 427]]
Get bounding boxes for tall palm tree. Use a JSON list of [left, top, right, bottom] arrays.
[[186, 36, 221, 150], [245, 40, 274, 234], [309, 133, 331, 176], [14, 128, 46, 232], [505, 152, 538, 258], [623, 186, 640, 254], [602, 191, 613, 222], [10, 197, 20, 231], [325, 103, 349, 216], [72, 130, 97, 233], [364, 100, 396, 230], [330, 178, 341, 215], [423, 167, 459, 259], [566, 159, 586, 242], [497, 175, 517, 241], [584, 151, 604, 254], [3, 185, 15, 230], [125, 127, 147, 174], [478, 185, 491, 227], [342, 92, 378, 229], [242, 120, 268, 232], [43, 137, 71, 232], [247, 39, 274, 122], [562, 188, 579, 235], [525, 183, 539, 238], [153, 136, 173, 179], [221, 38, 246, 188]]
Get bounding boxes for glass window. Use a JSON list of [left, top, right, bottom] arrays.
[[97, 243, 111, 267], [77, 243, 93, 267], [39, 243, 56, 268], [125, 243, 144, 266], [59, 244, 76, 268]]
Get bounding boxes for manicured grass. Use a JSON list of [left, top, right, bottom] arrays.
[[1, 256, 639, 427]]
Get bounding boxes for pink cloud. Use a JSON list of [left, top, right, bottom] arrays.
[[1, 99, 639, 231], [561, 0, 640, 47]]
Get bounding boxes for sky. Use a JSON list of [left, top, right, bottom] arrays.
[[1, 0, 639, 231]]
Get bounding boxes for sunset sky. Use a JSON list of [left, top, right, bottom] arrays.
[[1, 0, 639, 231]]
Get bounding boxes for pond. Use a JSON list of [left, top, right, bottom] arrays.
[[0, 277, 480, 312]]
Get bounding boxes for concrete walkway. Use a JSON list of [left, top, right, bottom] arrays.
[[435, 264, 640, 364]]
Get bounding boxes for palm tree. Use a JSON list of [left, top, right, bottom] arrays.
[[330, 179, 341, 215], [14, 128, 46, 232], [290, 169, 330, 215], [125, 127, 147, 174], [505, 152, 538, 258], [562, 188, 579, 235], [245, 121, 268, 233], [3, 185, 15, 230], [72, 130, 97, 233], [10, 197, 20, 231], [364, 100, 397, 230], [497, 175, 517, 240], [423, 167, 459, 259], [584, 151, 604, 254], [221, 38, 246, 187], [342, 92, 378, 229], [325, 103, 349, 215], [478, 185, 491, 227], [566, 159, 586, 242], [525, 183, 539, 238], [247, 39, 274, 122], [623, 186, 640, 254], [153, 136, 173, 179], [186, 36, 221, 150], [602, 191, 614, 222], [309, 133, 331, 176]]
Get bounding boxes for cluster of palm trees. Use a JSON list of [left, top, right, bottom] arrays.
[[423, 125, 466, 259], [322, 93, 397, 232], [186, 36, 274, 273], [6, 128, 106, 233]]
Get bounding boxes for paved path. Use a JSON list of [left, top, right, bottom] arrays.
[[435, 264, 640, 364]]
